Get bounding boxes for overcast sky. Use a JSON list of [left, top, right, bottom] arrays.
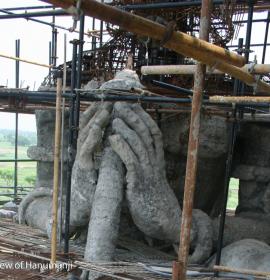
[[0, 1, 269, 132], [0, 0, 94, 131]]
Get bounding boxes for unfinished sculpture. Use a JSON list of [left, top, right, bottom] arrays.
[[18, 70, 270, 279]]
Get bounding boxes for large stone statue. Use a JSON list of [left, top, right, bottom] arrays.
[[18, 70, 270, 279]]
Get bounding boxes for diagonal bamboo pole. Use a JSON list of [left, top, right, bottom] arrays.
[[0, 53, 53, 68], [40, 0, 270, 94], [41, 0, 244, 68]]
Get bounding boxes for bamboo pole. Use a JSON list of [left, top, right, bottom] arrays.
[[210, 95, 270, 104], [141, 64, 270, 75], [42, 0, 244, 68], [41, 0, 270, 94], [0, 53, 53, 68], [213, 265, 270, 278], [50, 77, 62, 269]]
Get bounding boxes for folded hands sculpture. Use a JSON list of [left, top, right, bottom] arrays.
[[18, 70, 270, 279]]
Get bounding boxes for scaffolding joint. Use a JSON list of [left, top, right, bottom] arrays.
[[66, 0, 83, 32]]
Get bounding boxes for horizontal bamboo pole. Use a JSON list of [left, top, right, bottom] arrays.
[[0, 53, 53, 68], [210, 95, 270, 104], [42, 0, 245, 68], [141, 64, 270, 75], [213, 265, 270, 278]]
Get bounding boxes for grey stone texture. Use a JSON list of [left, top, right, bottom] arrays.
[[233, 122, 270, 215], [27, 109, 69, 189], [160, 113, 228, 216], [210, 239, 270, 272]]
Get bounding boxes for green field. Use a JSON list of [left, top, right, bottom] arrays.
[[0, 134, 36, 203]]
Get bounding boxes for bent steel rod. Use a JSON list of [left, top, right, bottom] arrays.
[[41, 0, 270, 94], [176, 1, 211, 280]]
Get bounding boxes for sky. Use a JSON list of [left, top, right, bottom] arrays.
[[0, 0, 96, 132], [0, 1, 269, 132]]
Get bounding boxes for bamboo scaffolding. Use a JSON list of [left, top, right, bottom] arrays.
[[41, 0, 244, 69], [0, 53, 53, 68], [141, 64, 270, 76], [41, 0, 270, 94]]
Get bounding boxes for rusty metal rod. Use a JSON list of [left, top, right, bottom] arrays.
[[176, 1, 211, 280], [50, 77, 62, 268], [41, 0, 244, 68], [142, 64, 270, 75]]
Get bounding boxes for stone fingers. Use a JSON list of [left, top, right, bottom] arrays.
[[113, 102, 156, 169], [84, 147, 124, 264], [79, 102, 99, 131], [79, 106, 112, 164], [189, 209, 213, 264], [109, 134, 140, 185], [112, 118, 153, 175], [77, 102, 112, 154], [132, 104, 166, 176]]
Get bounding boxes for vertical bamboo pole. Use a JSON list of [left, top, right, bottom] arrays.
[[174, 1, 211, 280], [50, 77, 62, 268]]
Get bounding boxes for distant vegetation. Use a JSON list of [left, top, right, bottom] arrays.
[[0, 129, 37, 147], [0, 129, 37, 204]]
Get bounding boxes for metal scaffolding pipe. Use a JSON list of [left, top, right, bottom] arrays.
[[3, 5, 53, 11], [121, 0, 223, 10], [262, 11, 270, 64], [64, 40, 78, 254], [151, 80, 193, 96], [0, 9, 68, 19], [42, 0, 245, 68], [176, 1, 210, 280], [142, 64, 270, 75], [214, 38, 243, 274], [0, 9, 87, 36], [2, 90, 270, 112], [14, 39, 20, 200]]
